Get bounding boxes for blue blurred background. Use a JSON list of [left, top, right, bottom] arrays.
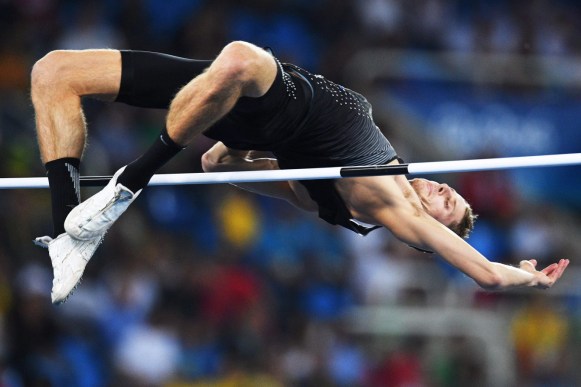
[[0, 0, 580, 386]]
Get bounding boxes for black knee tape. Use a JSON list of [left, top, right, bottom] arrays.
[[115, 50, 213, 109]]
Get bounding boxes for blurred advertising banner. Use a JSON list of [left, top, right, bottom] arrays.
[[388, 82, 581, 207]]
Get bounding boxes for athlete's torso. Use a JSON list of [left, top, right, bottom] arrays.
[[204, 59, 397, 168], [203, 58, 398, 235]]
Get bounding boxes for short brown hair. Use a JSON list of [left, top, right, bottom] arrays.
[[449, 205, 478, 239]]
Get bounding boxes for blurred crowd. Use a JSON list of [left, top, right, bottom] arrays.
[[0, 0, 581, 386]]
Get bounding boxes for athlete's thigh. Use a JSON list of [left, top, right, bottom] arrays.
[[61, 49, 122, 101]]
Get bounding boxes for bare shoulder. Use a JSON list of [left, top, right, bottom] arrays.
[[336, 174, 423, 225]]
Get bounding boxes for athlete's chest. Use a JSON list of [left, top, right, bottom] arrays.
[[334, 176, 414, 225]]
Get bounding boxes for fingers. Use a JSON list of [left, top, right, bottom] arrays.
[[547, 259, 566, 279], [549, 259, 569, 281], [538, 259, 570, 289], [540, 263, 559, 276]]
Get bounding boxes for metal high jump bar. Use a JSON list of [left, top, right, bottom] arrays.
[[1, 153, 580, 189]]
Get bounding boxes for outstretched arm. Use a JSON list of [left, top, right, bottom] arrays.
[[344, 177, 569, 291], [201, 142, 317, 212], [383, 204, 569, 291]]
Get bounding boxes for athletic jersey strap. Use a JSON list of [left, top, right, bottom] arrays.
[[299, 177, 383, 236]]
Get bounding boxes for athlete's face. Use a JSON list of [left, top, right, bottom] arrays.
[[409, 178, 467, 227]]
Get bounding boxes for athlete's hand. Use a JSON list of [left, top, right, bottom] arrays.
[[201, 142, 249, 172], [202, 141, 278, 174], [519, 258, 570, 289]]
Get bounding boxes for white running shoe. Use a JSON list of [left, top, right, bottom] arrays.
[[64, 166, 141, 241], [34, 233, 103, 304]]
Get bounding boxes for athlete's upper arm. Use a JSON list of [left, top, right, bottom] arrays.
[[201, 142, 317, 212]]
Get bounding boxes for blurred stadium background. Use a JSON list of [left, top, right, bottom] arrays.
[[1, 0, 581, 386]]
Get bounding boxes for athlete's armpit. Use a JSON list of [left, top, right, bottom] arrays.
[[289, 181, 318, 212]]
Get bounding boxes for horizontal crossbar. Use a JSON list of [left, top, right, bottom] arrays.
[[1, 153, 579, 189]]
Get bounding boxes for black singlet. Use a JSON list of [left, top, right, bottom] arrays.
[[204, 59, 397, 235], [204, 59, 397, 167], [116, 50, 398, 235]]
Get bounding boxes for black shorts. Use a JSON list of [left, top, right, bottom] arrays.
[[115, 50, 312, 151], [115, 50, 212, 109]]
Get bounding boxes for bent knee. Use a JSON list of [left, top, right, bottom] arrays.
[[30, 50, 67, 86], [213, 41, 274, 95], [216, 42, 262, 79], [32, 49, 120, 100], [31, 50, 72, 91]]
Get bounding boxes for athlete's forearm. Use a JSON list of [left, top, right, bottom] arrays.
[[201, 143, 311, 209], [227, 158, 289, 198], [487, 262, 538, 290]]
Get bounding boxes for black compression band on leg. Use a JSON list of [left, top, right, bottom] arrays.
[[117, 127, 184, 193], [115, 50, 213, 109], [45, 157, 81, 237]]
